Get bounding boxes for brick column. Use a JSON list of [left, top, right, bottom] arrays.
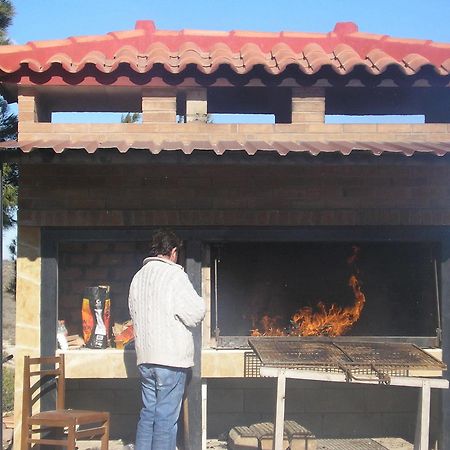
[[141, 88, 177, 124], [186, 88, 207, 123], [18, 89, 51, 134], [13, 226, 41, 450], [291, 87, 325, 124], [17, 93, 37, 137]]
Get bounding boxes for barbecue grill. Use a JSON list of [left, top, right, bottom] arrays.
[[248, 336, 446, 384], [248, 336, 449, 450]]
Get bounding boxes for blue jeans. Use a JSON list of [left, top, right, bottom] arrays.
[[135, 364, 187, 450]]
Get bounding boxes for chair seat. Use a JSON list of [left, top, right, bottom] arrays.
[[22, 355, 110, 449], [29, 409, 109, 426]]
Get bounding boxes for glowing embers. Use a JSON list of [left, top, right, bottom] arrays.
[[251, 246, 365, 337]]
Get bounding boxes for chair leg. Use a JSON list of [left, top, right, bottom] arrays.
[[100, 418, 110, 450], [20, 424, 30, 450], [67, 424, 76, 450]]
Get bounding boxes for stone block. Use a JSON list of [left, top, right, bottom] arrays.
[[249, 422, 289, 450], [142, 98, 177, 111], [291, 100, 325, 113], [142, 111, 176, 123], [228, 426, 258, 450], [18, 111, 36, 122], [292, 112, 325, 123], [304, 123, 343, 133], [284, 420, 317, 450], [376, 123, 413, 133], [207, 412, 263, 437]]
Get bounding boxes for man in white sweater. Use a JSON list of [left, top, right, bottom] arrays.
[[128, 230, 206, 450]]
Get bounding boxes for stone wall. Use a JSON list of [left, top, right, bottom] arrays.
[[14, 226, 41, 449]]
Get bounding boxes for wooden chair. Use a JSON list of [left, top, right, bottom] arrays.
[[21, 355, 110, 450]]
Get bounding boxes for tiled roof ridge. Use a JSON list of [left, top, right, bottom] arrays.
[[0, 20, 449, 76], [12, 20, 450, 52]]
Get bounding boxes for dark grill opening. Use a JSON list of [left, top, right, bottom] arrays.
[[211, 241, 439, 342]]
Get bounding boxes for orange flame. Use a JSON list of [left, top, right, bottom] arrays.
[[250, 247, 365, 337], [251, 315, 285, 337]]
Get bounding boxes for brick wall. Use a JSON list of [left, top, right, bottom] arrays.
[[58, 242, 149, 335], [18, 161, 450, 227]]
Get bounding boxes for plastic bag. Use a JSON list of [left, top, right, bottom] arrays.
[[82, 286, 111, 349]]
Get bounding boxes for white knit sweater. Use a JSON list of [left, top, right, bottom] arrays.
[[128, 257, 206, 368]]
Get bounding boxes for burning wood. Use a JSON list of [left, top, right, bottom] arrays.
[[251, 246, 365, 337]]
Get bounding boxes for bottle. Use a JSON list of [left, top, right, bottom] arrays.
[[57, 320, 69, 350]]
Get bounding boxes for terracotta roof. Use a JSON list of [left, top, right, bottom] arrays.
[[1, 139, 448, 157], [1, 20, 450, 77]]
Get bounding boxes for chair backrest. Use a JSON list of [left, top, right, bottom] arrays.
[[22, 355, 66, 420]]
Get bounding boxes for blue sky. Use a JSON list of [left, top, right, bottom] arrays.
[[3, 0, 450, 257], [8, 0, 450, 44]]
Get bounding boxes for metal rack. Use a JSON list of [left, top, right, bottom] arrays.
[[248, 337, 446, 383], [248, 337, 449, 450]]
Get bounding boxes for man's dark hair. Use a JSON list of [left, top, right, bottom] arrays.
[[149, 229, 182, 257]]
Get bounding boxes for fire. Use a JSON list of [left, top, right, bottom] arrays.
[[250, 247, 366, 337], [251, 315, 285, 337]]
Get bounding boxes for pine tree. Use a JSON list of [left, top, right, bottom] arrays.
[[0, 0, 18, 229], [0, 0, 13, 45], [121, 112, 141, 123]]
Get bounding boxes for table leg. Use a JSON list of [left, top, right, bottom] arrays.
[[273, 371, 286, 450], [202, 379, 207, 450], [414, 380, 431, 450]]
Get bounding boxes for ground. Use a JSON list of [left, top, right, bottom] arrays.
[[2, 260, 15, 355], [2, 259, 16, 450]]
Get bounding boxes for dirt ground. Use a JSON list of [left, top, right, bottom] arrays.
[[2, 259, 16, 353]]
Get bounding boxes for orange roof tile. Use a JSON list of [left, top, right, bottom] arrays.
[[0, 20, 450, 79]]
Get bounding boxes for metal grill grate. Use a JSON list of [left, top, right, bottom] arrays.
[[244, 351, 261, 377], [248, 337, 446, 380], [335, 342, 442, 369]]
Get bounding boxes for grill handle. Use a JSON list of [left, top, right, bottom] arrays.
[[338, 363, 391, 385]]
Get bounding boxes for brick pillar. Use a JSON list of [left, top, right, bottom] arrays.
[[186, 88, 207, 123], [291, 87, 325, 124], [17, 94, 36, 135], [13, 226, 41, 450], [18, 90, 51, 134], [141, 88, 177, 123]]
